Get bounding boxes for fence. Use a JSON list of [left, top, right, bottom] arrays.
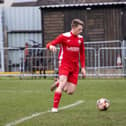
[[98, 47, 126, 77], [0, 47, 97, 77], [0, 42, 126, 78]]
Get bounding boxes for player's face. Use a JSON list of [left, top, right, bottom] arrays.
[[72, 25, 83, 35]]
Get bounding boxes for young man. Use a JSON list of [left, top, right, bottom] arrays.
[[46, 19, 86, 112]]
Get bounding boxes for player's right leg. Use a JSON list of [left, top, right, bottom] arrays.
[[51, 75, 67, 112]]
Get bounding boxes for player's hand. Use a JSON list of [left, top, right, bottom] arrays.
[[49, 45, 57, 52], [81, 68, 86, 78]]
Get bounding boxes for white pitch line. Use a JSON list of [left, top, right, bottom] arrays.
[[5, 100, 84, 126], [59, 100, 84, 111]]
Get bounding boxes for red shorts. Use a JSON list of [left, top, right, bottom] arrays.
[[59, 63, 79, 85]]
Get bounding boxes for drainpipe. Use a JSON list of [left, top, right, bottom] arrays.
[[40, 8, 45, 47], [0, 8, 4, 72]]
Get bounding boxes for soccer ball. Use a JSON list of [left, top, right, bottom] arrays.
[[96, 98, 110, 111]]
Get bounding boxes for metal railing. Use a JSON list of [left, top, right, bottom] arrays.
[[0, 41, 126, 78], [98, 47, 126, 77]]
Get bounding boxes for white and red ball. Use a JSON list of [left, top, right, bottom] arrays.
[[96, 98, 110, 111]]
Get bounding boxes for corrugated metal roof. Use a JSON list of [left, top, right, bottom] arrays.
[[4, 7, 41, 31], [40, 1, 126, 8]]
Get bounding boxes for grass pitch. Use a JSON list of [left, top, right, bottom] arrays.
[[0, 79, 126, 126]]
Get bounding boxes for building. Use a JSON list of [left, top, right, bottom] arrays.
[[0, 7, 42, 72], [39, 0, 126, 47], [12, 0, 37, 6], [12, 0, 126, 46], [12, 0, 126, 75], [0, 0, 125, 74]]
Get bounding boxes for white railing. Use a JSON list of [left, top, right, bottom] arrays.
[[0, 40, 126, 78]]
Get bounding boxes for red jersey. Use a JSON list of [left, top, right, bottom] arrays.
[[46, 32, 85, 68]]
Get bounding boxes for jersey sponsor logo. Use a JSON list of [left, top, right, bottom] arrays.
[[66, 47, 79, 52], [67, 39, 71, 43]]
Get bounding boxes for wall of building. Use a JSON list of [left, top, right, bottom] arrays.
[[42, 6, 123, 45], [4, 7, 42, 48], [43, 10, 64, 45], [3, 7, 42, 72]]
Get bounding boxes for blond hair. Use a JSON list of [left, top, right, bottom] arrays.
[[71, 19, 84, 28]]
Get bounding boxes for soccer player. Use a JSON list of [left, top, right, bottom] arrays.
[[46, 19, 86, 112]]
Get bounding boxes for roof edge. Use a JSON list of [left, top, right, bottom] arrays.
[[40, 1, 126, 9]]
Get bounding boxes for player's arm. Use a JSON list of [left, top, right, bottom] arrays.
[[80, 38, 86, 77], [46, 35, 63, 52]]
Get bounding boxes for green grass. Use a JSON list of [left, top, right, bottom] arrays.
[[0, 79, 126, 126]]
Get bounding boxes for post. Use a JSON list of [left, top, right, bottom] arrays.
[[0, 8, 4, 72], [122, 40, 126, 77]]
